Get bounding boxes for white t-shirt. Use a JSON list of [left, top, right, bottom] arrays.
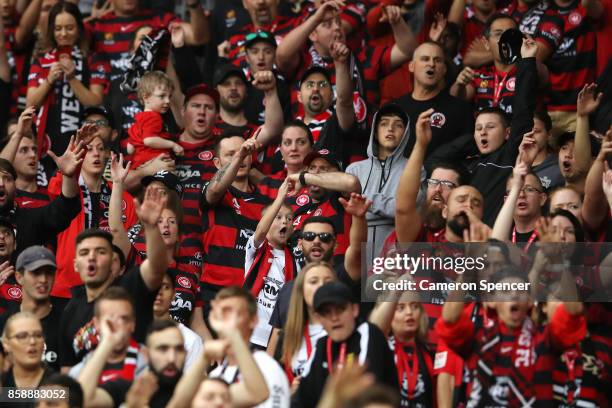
[[178, 323, 203, 370], [209, 350, 290, 408], [245, 236, 288, 347], [290, 324, 326, 378]]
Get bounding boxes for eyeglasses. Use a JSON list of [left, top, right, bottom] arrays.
[[9, 331, 44, 343], [301, 231, 334, 243], [303, 80, 330, 90], [426, 179, 457, 190], [246, 31, 272, 41], [505, 186, 543, 195], [84, 119, 109, 127]]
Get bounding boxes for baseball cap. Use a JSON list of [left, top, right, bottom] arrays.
[[376, 103, 408, 128], [299, 66, 332, 88], [313, 281, 354, 313], [82, 105, 114, 125], [303, 149, 343, 171], [213, 64, 248, 88], [141, 170, 183, 196], [184, 83, 220, 109], [0, 217, 15, 236], [16, 246, 56, 272], [498, 28, 524, 65], [245, 30, 276, 49]]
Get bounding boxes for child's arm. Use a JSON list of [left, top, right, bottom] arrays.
[[143, 136, 184, 157], [253, 178, 292, 248]]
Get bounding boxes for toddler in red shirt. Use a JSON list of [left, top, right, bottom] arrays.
[[127, 71, 183, 168]]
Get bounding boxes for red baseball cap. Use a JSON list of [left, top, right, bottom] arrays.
[[184, 84, 220, 110]]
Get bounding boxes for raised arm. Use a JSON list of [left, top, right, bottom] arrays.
[[339, 193, 372, 281], [205, 138, 260, 206], [330, 41, 354, 132], [77, 318, 127, 407], [450, 66, 476, 101], [14, 0, 42, 49], [290, 171, 361, 195], [385, 5, 417, 70], [108, 153, 132, 259], [136, 186, 169, 291], [463, 37, 494, 68], [396, 109, 433, 243], [47, 135, 86, 199], [252, 71, 283, 147], [180, 3, 210, 45], [0, 20, 10, 83], [275, 1, 343, 77], [448, 0, 466, 26], [0, 107, 35, 162], [582, 130, 612, 229], [491, 151, 529, 241], [253, 179, 291, 247], [574, 83, 602, 175]]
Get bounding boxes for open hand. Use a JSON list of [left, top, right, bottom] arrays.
[[577, 83, 603, 117], [134, 185, 168, 226], [48, 136, 86, 177], [110, 152, 131, 184], [338, 192, 372, 217]]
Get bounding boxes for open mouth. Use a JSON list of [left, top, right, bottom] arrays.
[[425, 69, 435, 77], [480, 139, 489, 149], [87, 264, 96, 277], [509, 303, 521, 319], [0, 189, 6, 201], [195, 117, 206, 126], [310, 246, 322, 257], [562, 160, 572, 171], [310, 95, 321, 104], [517, 201, 528, 210]]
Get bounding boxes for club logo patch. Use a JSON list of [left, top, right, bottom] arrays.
[[177, 277, 191, 289], [8, 287, 21, 299], [506, 78, 516, 92], [198, 151, 213, 161], [430, 112, 446, 128], [296, 194, 310, 206]]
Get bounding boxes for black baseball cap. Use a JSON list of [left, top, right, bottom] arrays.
[[499, 28, 524, 65], [141, 170, 183, 196], [184, 83, 220, 109], [376, 103, 408, 128], [0, 217, 15, 236], [213, 63, 248, 88], [245, 30, 276, 49], [303, 149, 343, 171], [299, 66, 332, 88], [16, 245, 56, 272], [82, 105, 114, 124], [313, 281, 354, 313]]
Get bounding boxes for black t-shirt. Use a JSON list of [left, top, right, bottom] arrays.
[[0, 297, 67, 371], [90, 192, 101, 227], [0, 367, 55, 408], [244, 73, 292, 125], [394, 91, 474, 158], [58, 266, 157, 367], [100, 378, 131, 407]]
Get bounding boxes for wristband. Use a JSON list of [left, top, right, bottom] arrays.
[[299, 171, 308, 187]]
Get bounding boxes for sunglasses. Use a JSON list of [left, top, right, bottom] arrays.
[[301, 231, 334, 243], [246, 31, 272, 41]]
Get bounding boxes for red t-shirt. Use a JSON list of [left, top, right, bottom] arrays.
[[127, 111, 173, 168]]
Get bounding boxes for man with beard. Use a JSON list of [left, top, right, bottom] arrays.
[[394, 109, 471, 245], [286, 150, 361, 263], [213, 64, 283, 142], [1, 107, 53, 208], [0, 135, 83, 256]]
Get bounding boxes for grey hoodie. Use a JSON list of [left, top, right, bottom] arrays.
[[346, 108, 425, 268]]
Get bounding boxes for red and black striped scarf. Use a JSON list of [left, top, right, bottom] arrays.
[[243, 240, 296, 297], [98, 339, 141, 384]]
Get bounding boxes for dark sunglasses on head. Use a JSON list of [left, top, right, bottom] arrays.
[[301, 231, 334, 243]]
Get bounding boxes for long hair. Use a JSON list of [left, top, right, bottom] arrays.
[[392, 296, 429, 345], [47, 1, 88, 54], [281, 261, 335, 365]]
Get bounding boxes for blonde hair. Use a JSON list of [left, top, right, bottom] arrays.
[[137, 71, 174, 103], [282, 261, 336, 365], [1, 312, 40, 341]]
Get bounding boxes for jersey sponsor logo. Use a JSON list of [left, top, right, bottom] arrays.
[[177, 276, 192, 289], [296, 194, 310, 206], [319, 149, 330, 155], [550, 27, 561, 41], [353, 93, 367, 123], [104, 32, 114, 42], [171, 293, 193, 311], [198, 150, 213, 161], [506, 77, 516, 92], [430, 112, 446, 128], [177, 168, 201, 180], [7, 287, 22, 299], [194, 252, 203, 261], [568, 11, 582, 26], [44, 350, 58, 363], [101, 374, 118, 383], [225, 10, 237, 28]]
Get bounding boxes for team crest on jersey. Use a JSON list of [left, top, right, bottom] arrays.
[[198, 150, 213, 161], [353, 93, 367, 123], [479, 80, 488, 89], [225, 10, 237, 28], [8, 287, 22, 300], [177, 277, 191, 289], [319, 149, 329, 155], [569, 12, 582, 26], [104, 32, 113, 42], [313, 208, 323, 216], [430, 112, 446, 128], [506, 77, 516, 92], [296, 194, 310, 206]]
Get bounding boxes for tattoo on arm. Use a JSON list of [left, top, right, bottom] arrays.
[[211, 162, 230, 184]]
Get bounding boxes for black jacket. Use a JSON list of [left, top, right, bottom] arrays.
[[426, 57, 537, 225], [3, 193, 81, 257], [292, 322, 399, 408]]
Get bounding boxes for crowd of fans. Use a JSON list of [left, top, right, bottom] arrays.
[[0, 0, 610, 407]]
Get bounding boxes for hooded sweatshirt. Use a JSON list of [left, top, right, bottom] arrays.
[[346, 108, 424, 267]]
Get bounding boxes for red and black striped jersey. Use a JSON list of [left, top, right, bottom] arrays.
[[288, 191, 351, 265], [502, 0, 564, 53], [15, 187, 51, 209], [0, 279, 21, 315], [225, 17, 299, 69], [213, 118, 258, 139], [168, 263, 202, 326], [548, 2, 597, 111], [200, 184, 271, 294], [470, 64, 518, 115], [175, 138, 218, 234], [85, 10, 178, 81], [257, 171, 287, 201]]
